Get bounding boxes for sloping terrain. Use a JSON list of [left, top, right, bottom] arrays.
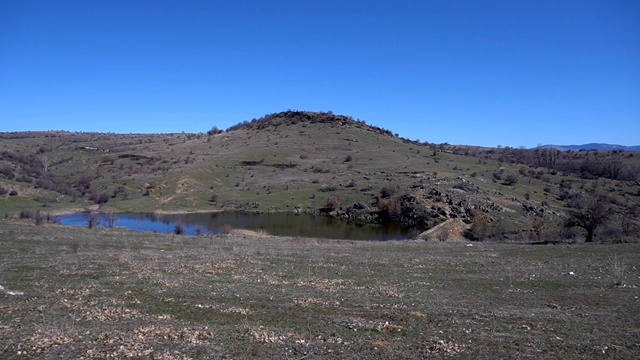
[[1, 110, 639, 241]]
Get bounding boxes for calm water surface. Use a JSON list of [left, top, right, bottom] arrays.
[[58, 212, 422, 241]]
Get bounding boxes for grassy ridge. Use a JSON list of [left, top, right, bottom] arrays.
[[1, 222, 639, 358], [1, 111, 639, 241]]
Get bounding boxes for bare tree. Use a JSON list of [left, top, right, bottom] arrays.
[[535, 145, 559, 168], [503, 172, 519, 186], [634, 164, 640, 186], [104, 211, 118, 228], [34, 210, 44, 226], [532, 218, 546, 242], [83, 210, 100, 229], [565, 190, 612, 242], [174, 222, 185, 235], [326, 195, 340, 211], [308, 200, 319, 216], [41, 155, 48, 174], [621, 205, 639, 237], [605, 156, 625, 180]]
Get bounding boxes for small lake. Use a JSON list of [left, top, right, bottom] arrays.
[[58, 212, 422, 241]]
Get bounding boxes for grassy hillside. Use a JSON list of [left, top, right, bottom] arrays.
[[1, 110, 639, 241]]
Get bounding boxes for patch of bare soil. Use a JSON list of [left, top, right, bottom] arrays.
[[419, 218, 470, 241], [229, 228, 270, 237]]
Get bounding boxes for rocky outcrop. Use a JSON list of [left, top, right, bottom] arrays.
[[339, 203, 376, 223]]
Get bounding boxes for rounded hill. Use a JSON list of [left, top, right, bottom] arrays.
[[225, 110, 395, 138]]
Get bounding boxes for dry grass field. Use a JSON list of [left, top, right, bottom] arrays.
[[1, 221, 639, 359]]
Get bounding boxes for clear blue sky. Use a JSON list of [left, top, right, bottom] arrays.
[[1, 0, 638, 147]]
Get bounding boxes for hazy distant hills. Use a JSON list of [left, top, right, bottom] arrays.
[[538, 143, 640, 152]]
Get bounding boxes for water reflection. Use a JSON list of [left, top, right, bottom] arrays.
[[58, 212, 422, 241]]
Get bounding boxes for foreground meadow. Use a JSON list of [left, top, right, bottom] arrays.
[[1, 222, 639, 359]]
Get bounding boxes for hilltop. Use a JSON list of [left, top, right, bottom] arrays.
[[1, 110, 639, 242]]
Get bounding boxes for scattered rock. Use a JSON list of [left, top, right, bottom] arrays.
[[0, 285, 25, 295], [427, 339, 464, 354], [352, 202, 368, 210], [378, 321, 403, 333], [340, 203, 375, 222]]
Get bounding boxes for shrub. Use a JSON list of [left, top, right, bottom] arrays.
[[20, 208, 34, 219], [221, 224, 232, 235], [90, 190, 111, 205], [97, 192, 111, 205], [531, 218, 546, 241], [326, 195, 340, 210], [318, 186, 337, 192], [174, 222, 185, 235], [407, 229, 421, 240], [377, 197, 402, 223], [45, 213, 59, 224], [34, 210, 44, 226], [207, 126, 223, 135], [503, 173, 518, 186], [380, 186, 393, 199], [464, 210, 506, 241]]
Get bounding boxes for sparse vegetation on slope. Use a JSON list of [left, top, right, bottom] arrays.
[[1, 110, 639, 242]]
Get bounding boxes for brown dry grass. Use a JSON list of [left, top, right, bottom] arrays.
[[1, 222, 639, 359]]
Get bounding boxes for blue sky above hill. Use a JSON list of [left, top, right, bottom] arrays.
[[1, 0, 638, 147]]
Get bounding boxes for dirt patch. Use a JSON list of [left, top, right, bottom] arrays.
[[419, 218, 470, 241], [229, 228, 270, 237]]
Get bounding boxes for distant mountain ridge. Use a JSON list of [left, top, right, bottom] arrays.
[[538, 143, 640, 152]]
